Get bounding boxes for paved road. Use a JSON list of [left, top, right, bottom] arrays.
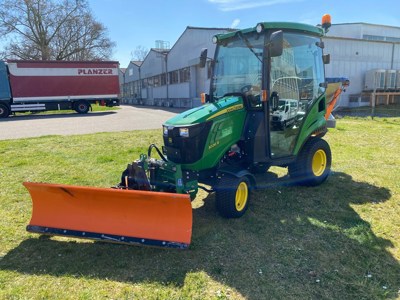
[[0, 105, 182, 140]]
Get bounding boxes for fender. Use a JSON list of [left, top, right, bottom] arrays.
[[217, 166, 257, 189]]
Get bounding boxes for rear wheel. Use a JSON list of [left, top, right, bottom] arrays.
[[0, 104, 10, 118], [215, 175, 251, 218], [288, 138, 331, 186], [74, 100, 90, 114]]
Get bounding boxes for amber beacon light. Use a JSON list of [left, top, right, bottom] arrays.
[[322, 14, 332, 31]]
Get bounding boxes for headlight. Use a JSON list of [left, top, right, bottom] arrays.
[[163, 126, 168, 136], [179, 127, 189, 138], [212, 35, 218, 44]]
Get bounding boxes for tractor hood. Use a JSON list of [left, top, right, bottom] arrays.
[[164, 95, 244, 126], [162, 94, 247, 169]]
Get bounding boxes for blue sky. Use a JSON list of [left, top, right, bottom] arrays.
[[89, 0, 398, 67]]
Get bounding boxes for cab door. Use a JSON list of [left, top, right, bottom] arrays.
[[269, 32, 325, 158]]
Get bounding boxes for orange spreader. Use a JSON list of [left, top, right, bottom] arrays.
[[24, 182, 192, 249]]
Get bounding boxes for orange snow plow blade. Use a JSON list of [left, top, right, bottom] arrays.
[[24, 182, 192, 249]]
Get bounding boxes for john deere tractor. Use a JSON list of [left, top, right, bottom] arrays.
[[25, 15, 343, 249]]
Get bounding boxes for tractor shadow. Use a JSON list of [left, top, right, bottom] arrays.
[[1, 172, 399, 299]]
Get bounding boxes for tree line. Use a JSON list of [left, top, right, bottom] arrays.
[[0, 0, 114, 61]]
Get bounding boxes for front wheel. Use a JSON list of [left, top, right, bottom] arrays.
[[215, 175, 251, 218], [0, 104, 10, 118], [288, 138, 331, 186]]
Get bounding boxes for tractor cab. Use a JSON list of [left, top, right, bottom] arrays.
[[200, 22, 328, 162]]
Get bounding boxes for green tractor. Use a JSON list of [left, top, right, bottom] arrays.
[[25, 16, 344, 249], [122, 19, 334, 214]]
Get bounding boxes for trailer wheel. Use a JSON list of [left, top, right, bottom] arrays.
[[0, 104, 10, 118], [215, 175, 251, 218], [288, 138, 331, 186], [74, 101, 90, 114]]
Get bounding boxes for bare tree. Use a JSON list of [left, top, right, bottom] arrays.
[[131, 45, 148, 62], [0, 0, 115, 60]]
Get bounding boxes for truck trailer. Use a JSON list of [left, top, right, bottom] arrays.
[[0, 60, 120, 118]]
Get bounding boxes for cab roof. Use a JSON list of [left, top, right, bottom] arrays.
[[215, 22, 324, 42]]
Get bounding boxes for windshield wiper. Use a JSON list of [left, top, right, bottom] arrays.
[[237, 32, 262, 63]]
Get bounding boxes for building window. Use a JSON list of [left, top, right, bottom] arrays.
[[179, 67, 190, 83], [161, 73, 167, 86], [134, 81, 140, 97], [169, 70, 179, 84], [363, 34, 400, 42], [147, 77, 154, 87], [130, 82, 134, 96], [386, 36, 400, 42], [153, 75, 160, 87]]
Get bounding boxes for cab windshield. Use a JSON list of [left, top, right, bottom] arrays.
[[211, 33, 264, 106], [277, 100, 286, 111]]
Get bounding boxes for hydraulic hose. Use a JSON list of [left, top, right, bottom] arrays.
[[148, 144, 168, 162]]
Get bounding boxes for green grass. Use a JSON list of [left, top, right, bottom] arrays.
[[0, 117, 399, 299]]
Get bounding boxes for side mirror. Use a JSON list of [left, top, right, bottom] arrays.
[[199, 48, 208, 68], [270, 91, 279, 111], [323, 54, 330, 64], [269, 30, 283, 57]]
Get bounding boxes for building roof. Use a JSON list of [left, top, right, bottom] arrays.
[[332, 22, 400, 30], [151, 48, 170, 54], [165, 26, 234, 56], [130, 60, 143, 67]]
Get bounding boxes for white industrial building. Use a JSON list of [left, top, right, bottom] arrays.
[[122, 27, 233, 108], [121, 22, 400, 108], [324, 23, 400, 107]]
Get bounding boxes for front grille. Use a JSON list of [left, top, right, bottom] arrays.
[[163, 121, 212, 164]]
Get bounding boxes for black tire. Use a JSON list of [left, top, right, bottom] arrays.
[[0, 104, 10, 118], [215, 175, 251, 218], [288, 138, 331, 186], [74, 100, 90, 114]]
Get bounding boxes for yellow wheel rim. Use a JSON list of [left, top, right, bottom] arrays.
[[312, 149, 327, 177], [235, 182, 248, 211]]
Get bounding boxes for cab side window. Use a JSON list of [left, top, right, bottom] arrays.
[[269, 33, 325, 157]]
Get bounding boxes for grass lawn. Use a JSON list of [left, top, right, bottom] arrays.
[[0, 116, 399, 299]]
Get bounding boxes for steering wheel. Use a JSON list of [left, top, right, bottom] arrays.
[[240, 85, 254, 94], [240, 85, 261, 106]]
